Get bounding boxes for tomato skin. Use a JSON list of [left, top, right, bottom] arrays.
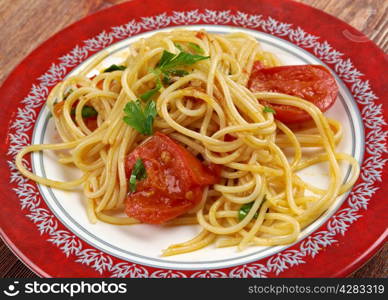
[[125, 189, 201, 225], [248, 64, 338, 123], [207, 163, 222, 178], [252, 60, 265, 71], [125, 132, 219, 224]]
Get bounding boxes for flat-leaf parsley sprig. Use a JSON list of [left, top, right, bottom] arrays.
[[123, 100, 157, 136], [153, 49, 209, 84]]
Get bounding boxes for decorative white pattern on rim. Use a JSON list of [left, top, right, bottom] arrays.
[[6, 10, 386, 277]]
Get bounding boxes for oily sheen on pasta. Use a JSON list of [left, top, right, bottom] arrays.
[[16, 30, 359, 256]]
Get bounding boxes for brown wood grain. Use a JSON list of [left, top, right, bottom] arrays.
[[0, 0, 386, 278]]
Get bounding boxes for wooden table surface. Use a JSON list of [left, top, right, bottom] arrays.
[[0, 0, 387, 278]]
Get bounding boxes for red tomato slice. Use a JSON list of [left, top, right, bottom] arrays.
[[125, 132, 219, 224], [125, 188, 203, 225], [248, 63, 338, 123]]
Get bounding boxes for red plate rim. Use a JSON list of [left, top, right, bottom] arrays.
[[0, 0, 387, 278]]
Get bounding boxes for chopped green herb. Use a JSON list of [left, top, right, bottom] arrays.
[[162, 74, 171, 85], [174, 43, 184, 51], [169, 69, 189, 77], [156, 51, 176, 69], [153, 50, 209, 85], [263, 106, 276, 114], [238, 198, 267, 221], [139, 79, 162, 102], [156, 50, 209, 72], [104, 64, 126, 73], [188, 42, 204, 55], [71, 105, 98, 118], [129, 174, 137, 192], [161, 69, 189, 85], [238, 202, 258, 221], [123, 100, 157, 136], [81, 106, 98, 118], [129, 158, 147, 192]]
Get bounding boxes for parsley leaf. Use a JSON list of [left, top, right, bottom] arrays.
[[174, 43, 184, 51], [139, 79, 162, 102], [263, 106, 276, 114], [161, 69, 189, 85], [153, 50, 208, 85], [238, 202, 259, 221], [104, 64, 126, 73], [156, 51, 176, 69], [157, 50, 209, 71], [123, 100, 157, 135], [238, 198, 268, 221], [169, 69, 189, 77], [188, 42, 204, 55], [71, 105, 98, 118], [81, 106, 98, 118], [162, 75, 171, 85], [129, 158, 147, 192]]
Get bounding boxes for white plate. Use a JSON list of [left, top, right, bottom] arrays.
[[31, 25, 364, 270]]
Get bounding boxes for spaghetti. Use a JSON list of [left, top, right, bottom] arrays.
[[16, 30, 360, 256]]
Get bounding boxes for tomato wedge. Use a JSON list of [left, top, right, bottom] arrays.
[[248, 63, 339, 123], [125, 132, 220, 224]]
